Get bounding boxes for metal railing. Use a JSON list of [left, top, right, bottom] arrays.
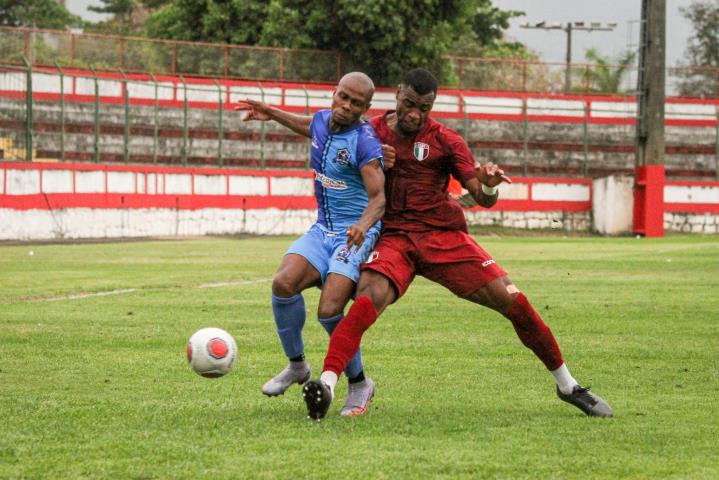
[[1, 62, 718, 178], [2, 26, 718, 96]]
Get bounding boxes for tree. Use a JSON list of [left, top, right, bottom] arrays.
[[583, 48, 637, 95], [676, 0, 719, 98], [86, 0, 170, 35], [0, 0, 79, 29], [145, 0, 521, 86]]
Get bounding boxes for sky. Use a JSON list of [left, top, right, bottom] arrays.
[[493, 0, 695, 67], [66, 0, 696, 67]]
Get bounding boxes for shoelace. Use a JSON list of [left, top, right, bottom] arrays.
[[573, 386, 598, 406]]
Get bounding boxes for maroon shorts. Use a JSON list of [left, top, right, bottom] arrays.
[[361, 229, 507, 300]]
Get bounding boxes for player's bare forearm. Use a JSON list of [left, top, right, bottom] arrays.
[[346, 161, 386, 249], [265, 108, 312, 138], [466, 178, 498, 208], [235, 99, 312, 138]]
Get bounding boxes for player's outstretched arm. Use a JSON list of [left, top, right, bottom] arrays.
[[346, 160, 386, 250], [234, 98, 312, 138], [465, 162, 512, 208]]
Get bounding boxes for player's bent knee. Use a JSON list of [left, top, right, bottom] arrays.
[[272, 275, 298, 297], [317, 303, 344, 320]]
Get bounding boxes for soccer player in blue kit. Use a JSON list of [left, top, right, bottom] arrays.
[[235, 72, 386, 416]]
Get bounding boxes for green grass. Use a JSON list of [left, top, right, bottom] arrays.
[[1, 234, 717, 479]]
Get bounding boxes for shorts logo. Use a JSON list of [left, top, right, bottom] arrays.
[[482, 259, 496, 268], [336, 247, 351, 264], [413, 142, 429, 161], [335, 148, 351, 167], [365, 251, 379, 264]]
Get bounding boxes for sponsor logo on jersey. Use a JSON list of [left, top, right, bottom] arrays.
[[313, 170, 348, 190], [413, 142, 430, 161], [335, 148, 351, 166], [482, 259, 496, 268]]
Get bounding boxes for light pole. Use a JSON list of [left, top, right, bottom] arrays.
[[519, 21, 618, 92]]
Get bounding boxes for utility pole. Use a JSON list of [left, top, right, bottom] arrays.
[[520, 21, 617, 92], [633, 0, 666, 237]]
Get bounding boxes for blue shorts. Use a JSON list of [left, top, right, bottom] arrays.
[[286, 223, 381, 285]]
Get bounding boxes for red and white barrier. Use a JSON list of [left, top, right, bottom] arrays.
[[2, 162, 718, 239], [1, 67, 718, 127]]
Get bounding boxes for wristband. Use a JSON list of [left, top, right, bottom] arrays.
[[481, 184, 498, 196]]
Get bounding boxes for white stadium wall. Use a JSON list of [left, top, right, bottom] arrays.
[[1, 163, 718, 240]]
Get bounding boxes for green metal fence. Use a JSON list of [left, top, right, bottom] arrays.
[[3, 26, 719, 96], [1, 62, 718, 178]]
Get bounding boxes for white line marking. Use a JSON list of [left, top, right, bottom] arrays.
[[38, 288, 139, 302], [22, 278, 272, 303]]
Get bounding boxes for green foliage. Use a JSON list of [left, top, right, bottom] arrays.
[[677, 0, 719, 97], [145, 0, 523, 86], [0, 0, 80, 29], [0, 235, 718, 478], [583, 48, 637, 95]]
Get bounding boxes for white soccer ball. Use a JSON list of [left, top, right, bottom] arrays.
[[186, 327, 237, 378]]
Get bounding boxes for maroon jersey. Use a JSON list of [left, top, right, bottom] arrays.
[[369, 112, 477, 232]]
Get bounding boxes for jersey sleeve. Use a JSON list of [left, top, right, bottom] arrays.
[[309, 110, 329, 137], [356, 124, 384, 170], [443, 127, 477, 187]]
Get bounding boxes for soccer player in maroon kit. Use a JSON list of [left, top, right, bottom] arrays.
[[303, 68, 613, 420]]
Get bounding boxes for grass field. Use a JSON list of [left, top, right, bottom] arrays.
[[1, 233, 717, 479]]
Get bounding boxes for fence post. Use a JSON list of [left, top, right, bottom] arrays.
[[460, 95, 468, 140], [22, 57, 33, 162], [214, 80, 224, 167], [335, 52, 341, 83], [715, 106, 719, 179], [257, 82, 266, 168], [224, 46, 229, 79], [301, 86, 311, 169], [149, 74, 159, 164], [119, 37, 126, 70], [522, 96, 529, 176], [119, 70, 130, 163], [521, 61, 527, 92], [180, 75, 188, 166], [279, 49, 285, 82], [582, 100, 589, 176], [54, 62, 65, 162], [91, 68, 100, 163]]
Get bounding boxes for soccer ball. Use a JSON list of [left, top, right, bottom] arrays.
[[186, 327, 237, 378]]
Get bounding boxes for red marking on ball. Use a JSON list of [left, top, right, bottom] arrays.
[[186, 342, 193, 362], [208, 338, 229, 359]]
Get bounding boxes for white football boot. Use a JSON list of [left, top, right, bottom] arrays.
[[340, 377, 375, 417], [261, 362, 311, 397]]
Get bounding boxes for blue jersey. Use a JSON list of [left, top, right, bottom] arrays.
[[309, 110, 383, 232]]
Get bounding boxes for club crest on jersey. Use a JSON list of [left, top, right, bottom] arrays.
[[335, 148, 351, 166], [413, 142, 430, 161]]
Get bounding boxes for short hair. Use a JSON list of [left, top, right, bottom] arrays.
[[401, 68, 438, 96]]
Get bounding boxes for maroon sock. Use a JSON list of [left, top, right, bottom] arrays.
[[504, 293, 564, 370], [323, 296, 378, 376]]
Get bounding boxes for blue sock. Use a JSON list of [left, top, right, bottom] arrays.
[[271, 293, 306, 359], [318, 313, 364, 379]]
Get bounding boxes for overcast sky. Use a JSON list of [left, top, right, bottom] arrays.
[[493, 0, 694, 67], [67, 0, 696, 67]]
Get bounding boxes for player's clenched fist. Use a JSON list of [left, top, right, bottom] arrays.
[[381, 144, 396, 170]]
